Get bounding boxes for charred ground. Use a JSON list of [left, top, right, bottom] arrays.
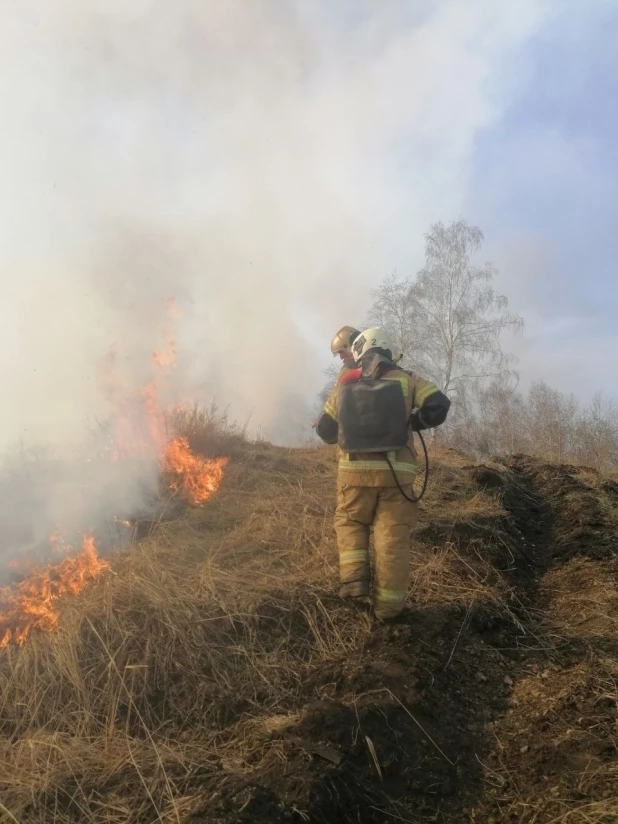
[[1, 438, 618, 823]]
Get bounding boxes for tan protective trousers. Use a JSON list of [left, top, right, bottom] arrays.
[[334, 483, 418, 620]]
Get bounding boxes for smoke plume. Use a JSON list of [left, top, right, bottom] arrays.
[[0, 1, 551, 565]]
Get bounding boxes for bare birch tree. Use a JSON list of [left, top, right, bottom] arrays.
[[366, 273, 426, 373], [577, 392, 618, 472], [367, 219, 523, 411], [450, 380, 618, 473], [409, 219, 523, 398], [525, 382, 578, 464]]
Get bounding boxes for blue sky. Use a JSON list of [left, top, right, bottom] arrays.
[[464, 2, 618, 399], [0, 0, 615, 445]]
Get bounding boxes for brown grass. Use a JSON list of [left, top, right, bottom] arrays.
[[0, 430, 512, 822], [541, 557, 618, 638], [170, 401, 250, 461], [2, 428, 618, 822], [0, 440, 350, 822]]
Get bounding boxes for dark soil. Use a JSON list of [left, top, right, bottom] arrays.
[[190, 455, 618, 823]]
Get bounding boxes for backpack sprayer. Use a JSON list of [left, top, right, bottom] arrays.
[[338, 376, 430, 503]]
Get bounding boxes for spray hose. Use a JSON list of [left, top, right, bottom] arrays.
[[383, 430, 429, 504]]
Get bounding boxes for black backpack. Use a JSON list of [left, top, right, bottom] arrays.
[[338, 377, 408, 453]]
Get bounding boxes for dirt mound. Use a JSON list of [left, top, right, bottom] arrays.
[[469, 456, 618, 822], [2, 446, 618, 822]]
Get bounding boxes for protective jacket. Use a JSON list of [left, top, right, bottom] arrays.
[[316, 358, 450, 487], [316, 352, 450, 621]]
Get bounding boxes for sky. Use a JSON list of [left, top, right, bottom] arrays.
[[0, 0, 616, 450], [466, 2, 618, 403]]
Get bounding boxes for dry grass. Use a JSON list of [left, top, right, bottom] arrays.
[[0, 439, 358, 822], [471, 457, 618, 824], [170, 402, 249, 461], [0, 431, 513, 822], [541, 557, 618, 638], [487, 655, 618, 824], [4, 430, 618, 822]]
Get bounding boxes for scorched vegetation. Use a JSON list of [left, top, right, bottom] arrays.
[[1, 416, 618, 823]]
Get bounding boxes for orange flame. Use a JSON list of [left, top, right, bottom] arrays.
[[165, 437, 228, 505], [98, 347, 169, 461], [1, 297, 228, 650], [98, 296, 179, 461], [151, 335, 177, 373], [150, 297, 179, 374], [0, 535, 108, 650], [98, 297, 229, 508]]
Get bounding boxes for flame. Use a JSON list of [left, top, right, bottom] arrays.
[[98, 297, 229, 508], [0, 297, 228, 650], [165, 437, 229, 505], [151, 334, 177, 373], [98, 346, 168, 461], [151, 297, 179, 374], [98, 296, 178, 461], [0, 535, 108, 650]]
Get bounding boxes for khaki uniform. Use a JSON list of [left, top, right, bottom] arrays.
[[323, 367, 440, 619]]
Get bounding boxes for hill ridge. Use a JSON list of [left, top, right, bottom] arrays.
[[1, 444, 618, 823]]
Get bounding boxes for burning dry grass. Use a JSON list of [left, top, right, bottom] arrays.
[[1, 300, 240, 653], [0, 421, 231, 652], [170, 403, 248, 462], [0, 439, 509, 823], [164, 437, 228, 505], [4, 441, 618, 822], [0, 535, 109, 649], [0, 445, 331, 819]]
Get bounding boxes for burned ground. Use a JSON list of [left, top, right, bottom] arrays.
[[1, 442, 618, 823]]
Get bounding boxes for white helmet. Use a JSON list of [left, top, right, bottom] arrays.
[[351, 327, 395, 362]]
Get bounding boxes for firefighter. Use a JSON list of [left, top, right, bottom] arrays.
[[330, 326, 360, 379], [311, 326, 361, 431], [315, 327, 450, 622]]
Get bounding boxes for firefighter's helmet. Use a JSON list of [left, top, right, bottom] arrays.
[[351, 327, 394, 362], [330, 325, 360, 357]]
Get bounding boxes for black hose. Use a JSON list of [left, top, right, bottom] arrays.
[[383, 430, 429, 504]]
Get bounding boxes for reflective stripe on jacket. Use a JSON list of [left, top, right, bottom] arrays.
[[321, 367, 441, 488]]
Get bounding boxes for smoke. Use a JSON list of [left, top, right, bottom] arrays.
[[0, 1, 554, 565]]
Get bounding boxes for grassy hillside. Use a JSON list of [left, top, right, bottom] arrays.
[[2, 437, 618, 823]]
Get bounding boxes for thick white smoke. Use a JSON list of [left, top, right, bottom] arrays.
[[0, 0, 551, 444], [0, 1, 553, 566]]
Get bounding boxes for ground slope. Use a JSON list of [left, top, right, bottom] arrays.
[[1, 443, 618, 823]]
